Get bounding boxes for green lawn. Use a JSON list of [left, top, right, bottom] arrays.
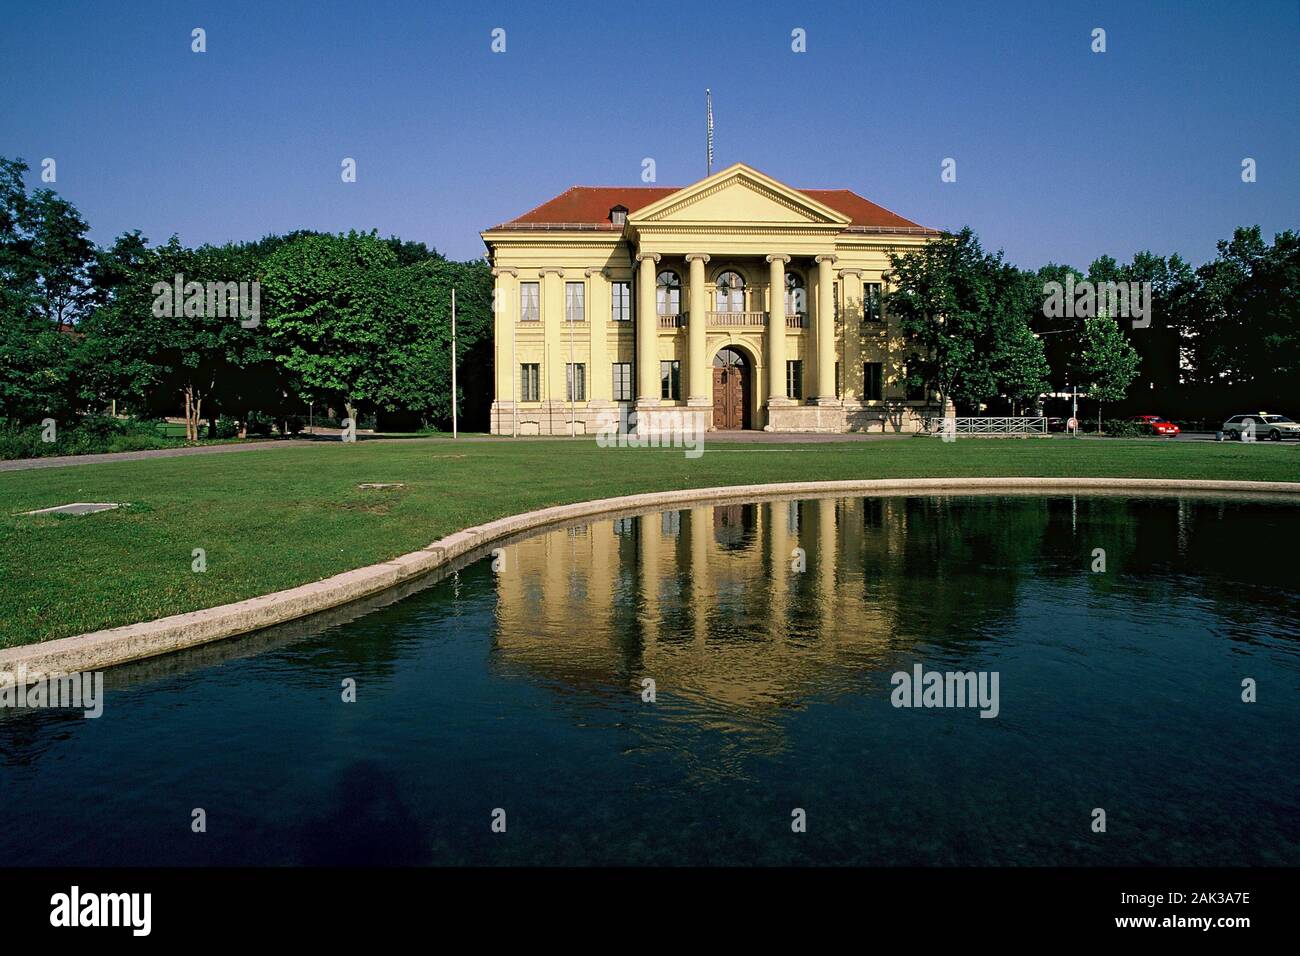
[[1, 437, 1296, 647]]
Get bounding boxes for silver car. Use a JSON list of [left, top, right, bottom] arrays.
[[1222, 413, 1300, 441]]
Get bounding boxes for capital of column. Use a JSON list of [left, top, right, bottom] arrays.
[[765, 254, 791, 265], [814, 254, 838, 265], [684, 253, 711, 264], [837, 268, 864, 278], [539, 267, 565, 277], [584, 267, 609, 278], [490, 267, 518, 278], [635, 252, 661, 266]]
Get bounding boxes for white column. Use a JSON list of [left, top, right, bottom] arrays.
[[635, 252, 661, 405], [814, 254, 839, 403], [839, 268, 863, 404], [686, 253, 710, 406], [766, 254, 790, 405]]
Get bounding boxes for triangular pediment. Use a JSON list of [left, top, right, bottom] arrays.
[[629, 163, 851, 227]]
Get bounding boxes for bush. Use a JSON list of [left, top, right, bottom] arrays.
[[1101, 418, 1146, 438], [0, 416, 179, 460], [211, 415, 242, 439], [245, 411, 275, 437]]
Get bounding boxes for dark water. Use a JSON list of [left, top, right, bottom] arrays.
[[1, 494, 1298, 866]]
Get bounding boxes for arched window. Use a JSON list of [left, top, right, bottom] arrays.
[[713, 346, 746, 367], [656, 270, 681, 315], [785, 272, 806, 315], [715, 271, 745, 312]]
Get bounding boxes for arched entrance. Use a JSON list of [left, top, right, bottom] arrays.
[[712, 346, 752, 430]]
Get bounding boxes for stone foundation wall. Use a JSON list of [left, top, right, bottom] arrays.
[[491, 400, 946, 436], [843, 402, 942, 434], [491, 401, 617, 436]]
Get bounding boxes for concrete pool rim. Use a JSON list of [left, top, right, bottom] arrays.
[[4, 476, 1300, 683]]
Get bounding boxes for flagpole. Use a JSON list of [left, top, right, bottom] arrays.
[[706, 89, 714, 176], [451, 287, 458, 439]]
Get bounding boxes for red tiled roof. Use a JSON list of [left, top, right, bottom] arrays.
[[487, 185, 933, 232]]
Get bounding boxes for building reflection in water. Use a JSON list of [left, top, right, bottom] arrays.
[[489, 497, 1029, 717]]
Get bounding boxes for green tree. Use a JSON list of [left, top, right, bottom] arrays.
[[1079, 317, 1141, 429], [262, 232, 404, 424], [80, 236, 271, 439], [262, 232, 491, 429], [0, 157, 89, 422], [1174, 226, 1299, 402], [887, 228, 1049, 414], [27, 189, 95, 330]]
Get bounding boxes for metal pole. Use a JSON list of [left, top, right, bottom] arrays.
[[512, 285, 518, 438], [451, 287, 458, 439], [706, 89, 714, 176], [568, 296, 575, 437]]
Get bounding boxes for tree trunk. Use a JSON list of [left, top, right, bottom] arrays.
[[184, 388, 192, 442]]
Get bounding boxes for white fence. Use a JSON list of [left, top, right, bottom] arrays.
[[926, 416, 1048, 435]]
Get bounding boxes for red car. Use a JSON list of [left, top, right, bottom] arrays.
[[1133, 415, 1180, 436]]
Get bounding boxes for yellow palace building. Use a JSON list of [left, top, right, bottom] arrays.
[[482, 163, 944, 435]]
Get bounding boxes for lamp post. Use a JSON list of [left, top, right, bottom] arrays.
[[451, 287, 458, 440]]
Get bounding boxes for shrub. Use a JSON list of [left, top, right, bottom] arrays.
[[212, 415, 242, 439], [0, 416, 178, 460], [245, 411, 275, 436], [1101, 418, 1146, 438]]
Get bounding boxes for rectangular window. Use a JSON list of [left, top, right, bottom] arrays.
[[566, 363, 586, 401], [832, 282, 840, 322], [786, 360, 803, 400], [612, 362, 632, 402], [905, 368, 925, 401], [520, 282, 540, 322], [863, 283, 883, 322], [520, 363, 540, 402], [863, 362, 884, 401], [660, 360, 681, 401], [565, 282, 585, 322], [656, 282, 680, 316], [611, 282, 631, 321]]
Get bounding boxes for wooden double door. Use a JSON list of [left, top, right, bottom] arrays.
[[712, 347, 751, 430]]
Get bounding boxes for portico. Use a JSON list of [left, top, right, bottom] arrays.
[[482, 163, 945, 435]]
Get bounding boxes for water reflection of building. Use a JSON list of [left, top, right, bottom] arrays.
[[492, 498, 927, 710]]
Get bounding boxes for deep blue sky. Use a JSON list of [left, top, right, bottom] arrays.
[[2, 0, 1296, 267]]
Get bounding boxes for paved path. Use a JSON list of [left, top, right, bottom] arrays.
[[1, 429, 1264, 474], [0, 438, 323, 473]]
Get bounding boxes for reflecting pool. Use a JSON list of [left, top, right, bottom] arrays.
[[1, 494, 1297, 865]]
